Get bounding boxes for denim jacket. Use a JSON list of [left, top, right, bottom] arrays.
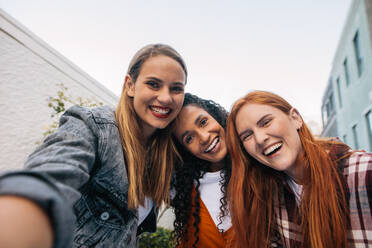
[[0, 106, 156, 247]]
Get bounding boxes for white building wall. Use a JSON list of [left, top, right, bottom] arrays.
[[0, 9, 118, 170]]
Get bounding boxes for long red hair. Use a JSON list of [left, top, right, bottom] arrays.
[[226, 91, 350, 248]]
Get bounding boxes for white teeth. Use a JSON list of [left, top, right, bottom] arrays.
[[205, 137, 219, 153], [151, 106, 170, 114], [263, 142, 282, 156]]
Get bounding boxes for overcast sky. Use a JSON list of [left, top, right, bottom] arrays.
[[0, 0, 352, 132]]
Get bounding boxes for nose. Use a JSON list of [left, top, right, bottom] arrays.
[[198, 130, 210, 145], [254, 129, 268, 146], [157, 88, 172, 104]]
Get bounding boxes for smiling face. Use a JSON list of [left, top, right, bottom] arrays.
[[174, 105, 227, 165], [126, 55, 186, 138], [235, 103, 304, 181]]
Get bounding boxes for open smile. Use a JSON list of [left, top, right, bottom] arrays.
[[263, 142, 283, 156], [204, 137, 220, 153], [150, 105, 172, 118]]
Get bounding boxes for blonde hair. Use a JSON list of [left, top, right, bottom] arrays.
[[115, 44, 187, 209]]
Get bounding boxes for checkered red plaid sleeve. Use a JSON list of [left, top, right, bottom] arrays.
[[342, 151, 372, 246], [273, 151, 372, 247]]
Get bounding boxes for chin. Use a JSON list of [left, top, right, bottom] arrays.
[[153, 122, 171, 130], [213, 155, 226, 163]]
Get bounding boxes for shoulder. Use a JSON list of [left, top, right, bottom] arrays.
[[342, 151, 372, 172], [63, 105, 116, 126], [90, 106, 117, 125], [341, 151, 372, 188]]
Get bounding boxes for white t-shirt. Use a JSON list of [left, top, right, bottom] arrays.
[[287, 177, 303, 205], [137, 196, 153, 225], [197, 171, 232, 232]]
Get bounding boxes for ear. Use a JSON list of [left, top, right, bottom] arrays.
[[125, 74, 135, 97], [289, 108, 303, 131]]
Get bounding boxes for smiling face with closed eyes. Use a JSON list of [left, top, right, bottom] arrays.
[[235, 103, 304, 182], [174, 105, 227, 166]]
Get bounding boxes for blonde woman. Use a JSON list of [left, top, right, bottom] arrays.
[[0, 44, 187, 248]]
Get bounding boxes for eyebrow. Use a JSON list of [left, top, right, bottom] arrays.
[[256, 114, 271, 126], [238, 114, 271, 139], [238, 129, 251, 139], [145, 77, 185, 86], [146, 76, 162, 82], [172, 82, 185, 87], [180, 114, 204, 141]]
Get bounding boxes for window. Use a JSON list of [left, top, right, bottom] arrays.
[[353, 31, 363, 77], [326, 93, 335, 118], [343, 134, 348, 145], [343, 58, 350, 86], [322, 106, 328, 126], [336, 77, 342, 108], [322, 93, 335, 127], [366, 111, 372, 150], [352, 124, 359, 149], [329, 94, 334, 113]]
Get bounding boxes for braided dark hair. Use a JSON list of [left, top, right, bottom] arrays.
[[171, 93, 231, 247]]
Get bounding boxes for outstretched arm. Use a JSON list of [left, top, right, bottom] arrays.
[[0, 196, 53, 248], [0, 106, 101, 247]]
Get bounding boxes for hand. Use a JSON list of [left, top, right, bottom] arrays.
[[0, 196, 53, 248]]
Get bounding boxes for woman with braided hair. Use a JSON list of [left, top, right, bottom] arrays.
[[171, 93, 234, 248]]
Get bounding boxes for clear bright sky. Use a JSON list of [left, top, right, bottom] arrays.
[[0, 0, 352, 132]]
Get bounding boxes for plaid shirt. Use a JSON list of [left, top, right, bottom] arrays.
[[273, 150, 372, 247]]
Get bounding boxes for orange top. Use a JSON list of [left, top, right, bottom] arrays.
[[179, 188, 235, 248]]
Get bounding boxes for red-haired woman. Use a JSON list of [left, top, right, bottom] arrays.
[[226, 90, 372, 248]]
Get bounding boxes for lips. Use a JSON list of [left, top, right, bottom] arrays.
[[204, 137, 220, 153], [263, 142, 283, 156], [150, 105, 171, 118]]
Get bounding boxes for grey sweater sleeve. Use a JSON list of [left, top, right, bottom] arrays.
[[0, 106, 99, 248]]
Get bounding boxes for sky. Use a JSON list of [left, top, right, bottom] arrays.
[[0, 0, 352, 133]]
